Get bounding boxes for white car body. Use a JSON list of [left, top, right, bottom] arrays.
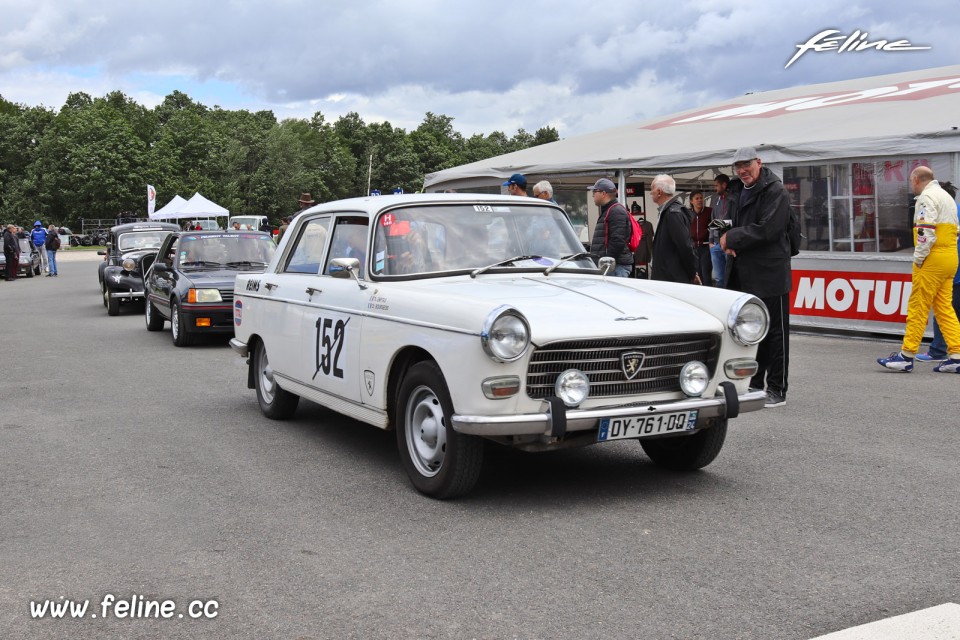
[[231, 193, 768, 498]]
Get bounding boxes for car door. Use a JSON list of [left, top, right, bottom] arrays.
[[275, 214, 369, 405], [147, 235, 179, 319]]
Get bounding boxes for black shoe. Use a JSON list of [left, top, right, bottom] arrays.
[[764, 390, 786, 408], [45, 273, 52, 277]]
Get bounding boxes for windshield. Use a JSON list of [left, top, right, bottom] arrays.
[[371, 204, 593, 277], [117, 231, 171, 252], [178, 233, 277, 269], [229, 217, 264, 230]]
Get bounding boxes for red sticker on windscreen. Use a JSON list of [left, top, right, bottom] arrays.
[[381, 213, 395, 227]]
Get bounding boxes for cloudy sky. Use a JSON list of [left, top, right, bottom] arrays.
[[1, 0, 957, 138]]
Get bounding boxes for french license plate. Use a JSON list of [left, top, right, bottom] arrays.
[[598, 411, 698, 442]]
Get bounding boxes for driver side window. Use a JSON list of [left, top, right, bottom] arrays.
[[325, 217, 369, 278]]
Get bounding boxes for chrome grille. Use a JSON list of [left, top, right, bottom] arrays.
[[526, 332, 721, 399], [219, 290, 234, 304]]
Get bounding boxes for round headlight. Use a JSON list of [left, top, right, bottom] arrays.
[[728, 295, 769, 346], [122, 258, 136, 271], [679, 361, 709, 397], [555, 369, 589, 406], [481, 306, 530, 362]]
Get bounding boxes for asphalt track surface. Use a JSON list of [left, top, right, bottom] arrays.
[[1, 252, 957, 640]]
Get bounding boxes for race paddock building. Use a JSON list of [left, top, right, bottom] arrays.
[[424, 64, 960, 336]]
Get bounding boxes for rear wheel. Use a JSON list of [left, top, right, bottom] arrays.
[[26, 266, 34, 278], [254, 340, 299, 419], [100, 281, 107, 307], [170, 301, 193, 346], [640, 418, 727, 471], [145, 297, 164, 331], [396, 361, 483, 499]]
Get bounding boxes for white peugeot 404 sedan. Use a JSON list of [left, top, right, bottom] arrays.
[[230, 193, 768, 498]]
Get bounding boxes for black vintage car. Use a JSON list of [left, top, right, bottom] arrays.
[[0, 237, 42, 278], [98, 222, 180, 316], [144, 230, 276, 346]]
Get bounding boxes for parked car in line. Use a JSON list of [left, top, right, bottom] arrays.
[[0, 237, 42, 277], [144, 230, 277, 346], [228, 193, 770, 499], [98, 222, 180, 316]]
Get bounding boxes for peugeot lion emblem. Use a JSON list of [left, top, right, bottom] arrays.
[[620, 352, 645, 380]]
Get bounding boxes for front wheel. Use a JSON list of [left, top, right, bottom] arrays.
[[145, 297, 164, 331], [170, 301, 193, 346], [640, 418, 727, 471], [396, 361, 483, 499], [254, 340, 299, 419], [105, 288, 119, 316]]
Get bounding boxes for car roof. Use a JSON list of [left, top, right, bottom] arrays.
[[300, 193, 559, 216], [111, 222, 180, 233]]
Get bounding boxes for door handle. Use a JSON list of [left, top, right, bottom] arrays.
[[306, 287, 321, 296], [264, 282, 278, 291]]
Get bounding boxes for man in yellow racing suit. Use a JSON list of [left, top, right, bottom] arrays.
[[878, 166, 960, 372]]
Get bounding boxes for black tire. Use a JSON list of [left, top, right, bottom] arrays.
[[253, 340, 299, 419], [145, 297, 164, 331], [100, 281, 108, 307], [396, 361, 483, 499], [33, 265, 41, 276], [105, 288, 119, 316], [640, 418, 727, 471], [26, 266, 34, 278], [170, 301, 193, 346]]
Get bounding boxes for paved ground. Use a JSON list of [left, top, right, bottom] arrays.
[[1, 256, 958, 640]]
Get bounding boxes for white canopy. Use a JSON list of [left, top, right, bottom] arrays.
[[424, 64, 960, 190], [149, 194, 187, 220], [176, 192, 229, 218]]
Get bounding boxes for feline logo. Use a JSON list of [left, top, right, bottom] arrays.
[[786, 29, 931, 69]]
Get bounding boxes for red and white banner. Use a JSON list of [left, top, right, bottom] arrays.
[[791, 270, 912, 323], [147, 185, 156, 216]]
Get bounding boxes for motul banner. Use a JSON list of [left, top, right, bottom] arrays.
[[791, 270, 912, 323]]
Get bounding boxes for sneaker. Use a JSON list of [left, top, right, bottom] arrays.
[[932, 358, 960, 373], [877, 351, 913, 372], [764, 390, 786, 408], [915, 352, 945, 362]]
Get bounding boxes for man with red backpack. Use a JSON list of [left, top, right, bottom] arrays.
[[588, 178, 635, 278]]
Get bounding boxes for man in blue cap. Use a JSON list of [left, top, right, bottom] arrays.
[[503, 173, 528, 197], [30, 220, 48, 274]]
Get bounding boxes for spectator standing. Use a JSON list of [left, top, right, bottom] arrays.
[[31, 221, 48, 273], [45, 224, 60, 277], [916, 182, 960, 362], [631, 202, 654, 278], [710, 174, 732, 286], [649, 174, 697, 284], [689, 191, 712, 285], [4, 224, 19, 281], [503, 174, 528, 197], [878, 167, 960, 372], [276, 217, 291, 243], [532, 180, 556, 204], [720, 147, 792, 407], [588, 178, 633, 278]]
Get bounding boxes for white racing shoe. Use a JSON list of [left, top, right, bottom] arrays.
[[932, 358, 960, 373], [877, 351, 914, 372]]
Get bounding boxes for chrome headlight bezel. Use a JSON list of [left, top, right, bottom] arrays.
[[480, 305, 530, 363], [121, 257, 137, 272], [727, 294, 769, 346]]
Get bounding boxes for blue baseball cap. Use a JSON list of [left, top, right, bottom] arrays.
[[502, 173, 527, 189]]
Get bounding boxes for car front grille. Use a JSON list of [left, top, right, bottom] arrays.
[[526, 332, 721, 399], [219, 290, 234, 304]]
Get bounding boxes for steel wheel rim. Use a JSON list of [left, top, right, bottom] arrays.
[[405, 385, 447, 478], [145, 300, 152, 324], [171, 305, 179, 340], [258, 348, 276, 403]]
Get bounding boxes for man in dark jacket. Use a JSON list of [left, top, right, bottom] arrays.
[[588, 178, 633, 277], [4, 224, 20, 281], [720, 147, 792, 408], [650, 174, 697, 284]]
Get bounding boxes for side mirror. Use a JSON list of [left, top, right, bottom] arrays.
[[97, 250, 106, 256], [598, 256, 616, 276], [152, 263, 168, 273], [329, 257, 367, 290]]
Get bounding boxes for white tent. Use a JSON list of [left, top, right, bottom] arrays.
[[149, 194, 187, 220], [176, 192, 229, 218], [424, 64, 960, 190]]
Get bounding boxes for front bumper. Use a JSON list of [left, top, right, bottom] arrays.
[[452, 386, 766, 437], [181, 303, 234, 333], [104, 272, 145, 301]]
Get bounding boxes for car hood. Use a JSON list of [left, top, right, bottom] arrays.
[[182, 268, 265, 289], [392, 274, 727, 342]]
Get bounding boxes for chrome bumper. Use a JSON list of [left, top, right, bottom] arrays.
[[107, 290, 144, 299], [229, 338, 249, 357], [452, 388, 767, 437]]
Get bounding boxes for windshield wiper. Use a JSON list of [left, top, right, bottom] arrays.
[[544, 251, 593, 275], [470, 255, 542, 278], [181, 260, 222, 269], [225, 261, 267, 268]]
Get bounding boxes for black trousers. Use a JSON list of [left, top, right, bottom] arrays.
[[693, 245, 712, 284], [4, 250, 16, 280], [751, 293, 790, 397]]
